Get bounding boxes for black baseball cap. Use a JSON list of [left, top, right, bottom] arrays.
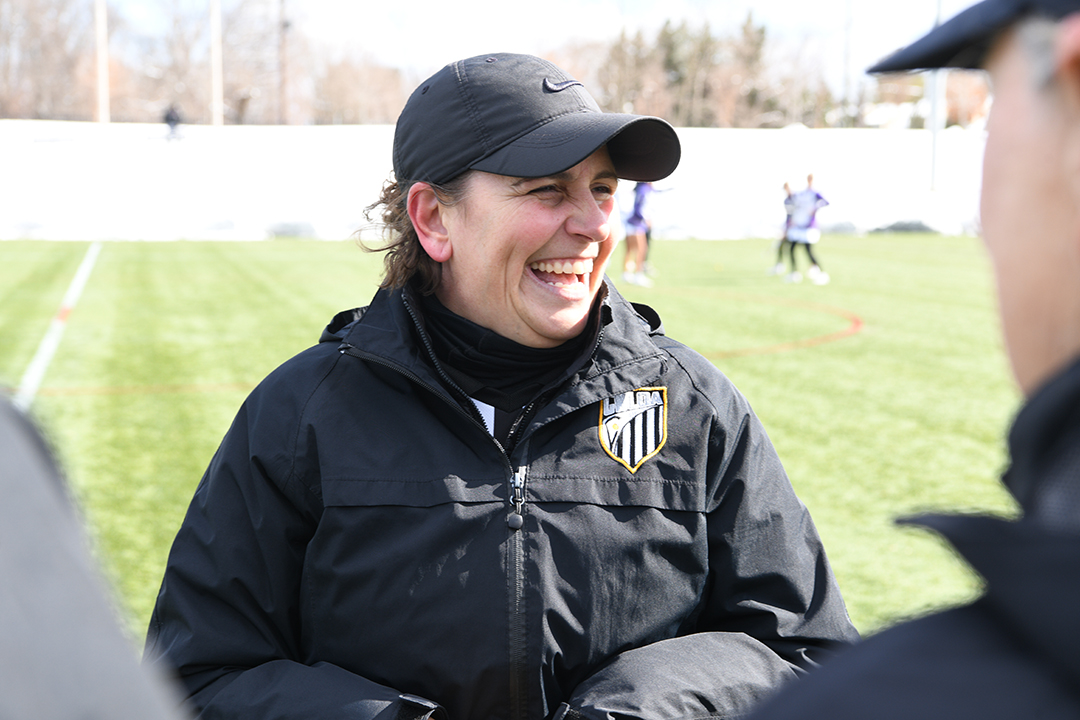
[[869, 0, 1080, 73], [392, 53, 681, 185]]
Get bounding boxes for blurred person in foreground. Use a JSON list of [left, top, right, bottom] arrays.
[[747, 2, 1080, 718], [0, 397, 186, 720], [144, 53, 857, 720]]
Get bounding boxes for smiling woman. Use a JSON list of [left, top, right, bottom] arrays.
[[409, 151, 619, 347], [145, 52, 858, 720]]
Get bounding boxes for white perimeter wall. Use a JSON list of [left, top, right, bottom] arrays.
[[0, 119, 985, 242]]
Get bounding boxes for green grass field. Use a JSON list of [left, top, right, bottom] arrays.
[[0, 235, 1020, 644]]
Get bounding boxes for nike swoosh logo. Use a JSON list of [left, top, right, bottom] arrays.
[[543, 78, 584, 93]]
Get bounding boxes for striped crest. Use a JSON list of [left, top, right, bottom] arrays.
[[599, 387, 667, 473]]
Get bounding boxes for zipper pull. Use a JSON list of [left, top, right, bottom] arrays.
[[507, 466, 527, 530]]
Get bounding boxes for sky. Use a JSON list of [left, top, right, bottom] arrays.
[[117, 0, 978, 97]]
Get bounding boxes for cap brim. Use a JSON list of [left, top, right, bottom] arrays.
[[868, 0, 1023, 73], [470, 113, 681, 182]]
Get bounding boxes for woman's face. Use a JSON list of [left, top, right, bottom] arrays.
[[981, 26, 1080, 396], [434, 148, 619, 348]]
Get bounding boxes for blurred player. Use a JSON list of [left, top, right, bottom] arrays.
[[769, 182, 794, 275], [783, 174, 830, 285], [622, 181, 655, 287]]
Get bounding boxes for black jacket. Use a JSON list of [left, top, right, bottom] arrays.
[[146, 282, 857, 720], [746, 356, 1080, 719]]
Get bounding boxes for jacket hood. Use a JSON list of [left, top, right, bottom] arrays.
[[320, 307, 367, 344], [904, 514, 1080, 689]]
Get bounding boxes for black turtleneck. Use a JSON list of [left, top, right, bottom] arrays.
[[415, 290, 602, 443]]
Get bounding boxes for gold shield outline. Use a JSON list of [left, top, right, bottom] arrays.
[[598, 386, 668, 473]]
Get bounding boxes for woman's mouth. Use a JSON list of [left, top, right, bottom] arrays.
[[529, 258, 594, 288]]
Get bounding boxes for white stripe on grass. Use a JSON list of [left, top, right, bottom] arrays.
[[14, 242, 103, 413]]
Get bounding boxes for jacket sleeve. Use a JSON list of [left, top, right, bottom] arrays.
[[558, 382, 858, 720], [144, 383, 445, 720]]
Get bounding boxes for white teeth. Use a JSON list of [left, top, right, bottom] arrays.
[[530, 259, 595, 275]]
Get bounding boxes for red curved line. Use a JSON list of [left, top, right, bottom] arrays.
[[708, 311, 863, 359], [658, 289, 865, 359]]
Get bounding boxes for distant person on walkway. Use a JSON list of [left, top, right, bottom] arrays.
[[163, 104, 182, 140], [622, 181, 655, 286], [747, 2, 1080, 718], [783, 174, 829, 285]]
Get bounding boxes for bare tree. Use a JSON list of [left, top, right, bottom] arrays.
[[0, 0, 94, 119], [656, 21, 721, 127], [104, 0, 209, 124], [589, 31, 666, 117], [220, 0, 280, 124], [711, 13, 772, 128], [312, 54, 406, 125], [2, 4, 838, 129], [755, 36, 835, 128]]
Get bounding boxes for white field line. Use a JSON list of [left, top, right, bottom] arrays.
[[13, 242, 103, 413]]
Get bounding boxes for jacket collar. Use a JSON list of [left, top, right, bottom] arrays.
[[906, 513, 1080, 687], [1003, 354, 1080, 524], [901, 355, 1080, 687], [324, 278, 667, 408]]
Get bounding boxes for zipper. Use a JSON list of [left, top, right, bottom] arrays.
[[343, 340, 533, 718], [507, 465, 527, 530], [342, 292, 555, 720], [501, 318, 603, 455], [400, 293, 497, 437], [507, 462, 529, 720], [342, 342, 533, 531]]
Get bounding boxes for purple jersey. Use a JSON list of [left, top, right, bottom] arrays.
[[624, 182, 654, 235], [788, 188, 828, 231], [786, 188, 828, 243]]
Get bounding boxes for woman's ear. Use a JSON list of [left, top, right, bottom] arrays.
[[1057, 14, 1080, 76], [407, 183, 452, 263], [1056, 16, 1080, 212], [1055, 15, 1080, 114]]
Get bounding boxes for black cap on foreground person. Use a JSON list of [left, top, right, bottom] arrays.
[[869, 0, 1080, 71], [0, 398, 188, 720], [392, 52, 681, 186], [745, 2, 1080, 719]]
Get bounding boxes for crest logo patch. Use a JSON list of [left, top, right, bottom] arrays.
[[599, 387, 667, 473]]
